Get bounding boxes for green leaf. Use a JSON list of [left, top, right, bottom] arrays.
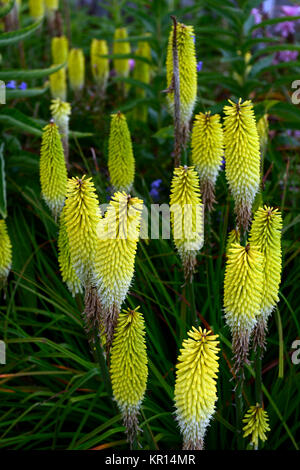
[[0, 0, 15, 19], [0, 18, 43, 47], [250, 15, 300, 33], [0, 108, 43, 136], [5, 86, 49, 100], [0, 62, 66, 81], [0, 143, 7, 218]]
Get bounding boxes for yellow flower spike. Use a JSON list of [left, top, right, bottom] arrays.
[[243, 404, 270, 449], [50, 98, 71, 167], [45, 0, 59, 12], [39, 121, 67, 220], [108, 112, 135, 192], [133, 40, 151, 122], [223, 99, 261, 231], [0, 219, 12, 289], [170, 166, 204, 282], [174, 327, 220, 450], [110, 306, 148, 446], [191, 112, 224, 211], [224, 243, 264, 373], [94, 192, 143, 350], [113, 27, 131, 78], [57, 207, 82, 296], [64, 175, 101, 285], [225, 228, 240, 256], [257, 114, 269, 158], [29, 0, 44, 20], [49, 66, 67, 101], [166, 22, 197, 134], [68, 48, 85, 93], [249, 206, 282, 349], [90, 39, 109, 94], [51, 36, 69, 66]]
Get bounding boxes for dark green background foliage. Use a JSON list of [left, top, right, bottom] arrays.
[[0, 0, 299, 450]]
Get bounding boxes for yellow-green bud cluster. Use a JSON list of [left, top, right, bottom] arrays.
[[64, 175, 101, 284], [170, 166, 204, 282], [174, 327, 220, 450], [29, 0, 44, 20], [226, 229, 240, 256], [133, 40, 151, 122], [257, 114, 269, 157], [243, 404, 270, 448], [39, 122, 67, 219], [110, 306, 148, 445], [50, 98, 71, 165], [51, 36, 69, 65], [113, 27, 131, 78], [166, 22, 197, 130], [108, 112, 135, 192], [90, 39, 109, 93], [0, 219, 12, 288], [50, 67, 67, 102], [223, 99, 261, 230], [68, 48, 85, 93], [191, 112, 224, 210]]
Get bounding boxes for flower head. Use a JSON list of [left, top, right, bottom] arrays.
[[68, 48, 85, 92], [49, 67, 67, 102], [174, 327, 220, 450], [51, 36, 69, 65], [50, 98, 71, 165], [110, 306, 148, 446], [243, 404, 270, 448], [29, 0, 44, 20], [113, 28, 131, 78], [90, 39, 109, 92], [0, 219, 12, 289]]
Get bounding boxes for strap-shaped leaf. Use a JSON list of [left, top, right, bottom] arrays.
[[6, 86, 49, 100], [0, 62, 66, 80], [0, 0, 15, 19], [0, 108, 43, 136], [0, 143, 7, 219], [0, 18, 43, 47]]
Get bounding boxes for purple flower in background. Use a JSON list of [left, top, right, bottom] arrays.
[[251, 8, 262, 25], [197, 61, 203, 72], [6, 80, 16, 89], [150, 179, 162, 201], [281, 5, 300, 17], [275, 50, 298, 63], [294, 130, 300, 138], [275, 21, 295, 38], [19, 82, 27, 90], [129, 59, 135, 70]]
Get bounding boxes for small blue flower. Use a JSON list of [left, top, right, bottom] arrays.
[[151, 179, 162, 189], [197, 61, 203, 72], [19, 82, 27, 90], [150, 179, 162, 201], [6, 80, 16, 89]]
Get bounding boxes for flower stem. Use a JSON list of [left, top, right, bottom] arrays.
[[235, 372, 244, 450], [255, 346, 263, 406]]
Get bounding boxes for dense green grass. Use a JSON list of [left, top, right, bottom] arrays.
[[0, 0, 300, 450]]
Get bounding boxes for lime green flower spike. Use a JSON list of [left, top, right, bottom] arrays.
[[90, 39, 109, 94], [29, 0, 44, 20], [50, 66, 67, 101], [225, 228, 240, 256], [224, 243, 264, 373], [133, 39, 151, 122], [249, 206, 282, 349], [174, 327, 220, 450], [113, 27, 131, 78], [166, 22, 197, 137], [63, 175, 101, 285], [50, 98, 71, 167], [257, 114, 269, 158], [243, 404, 270, 449], [0, 219, 12, 289], [57, 207, 82, 297], [170, 166, 204, 282], [68, 48, 85, 93], [51, 35, 69, 66], [108, 111, 135, 192], [110, 306, 148, 446], [191, 112, 224, 211], [39, 121, 67, 220], [223, 99, 261, 231], [94, 192, 143, 350]]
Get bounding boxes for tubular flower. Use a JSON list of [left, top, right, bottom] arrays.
[[50, 98, 71, 167], [223, 99, 261, 231], [166, 22, 197, 135], [0, 219, 12, 289], [224, 243, 264, 373], [64, 175, 101, 284], [29, 0, 44, 20], [170, 166, 204, 282], [249, 206, 282, 349], [257, 114, 269, 158], [225, 228, 240, 256], [108, 112, 135, 192], [90, 39, 109, 94], [243, 404, 270, 449], [113, 27, 131, 78], [57, 207, 82, 296], [94, 192, 143, 350], [68, 48, 85, 93], [50, 66, 67, 101], [174, 327, 220, 450], [39, 121, 67, 220], [133, 40, 151, 122], [51, 35, 69, 66], [110, 306, 148, 446], [191, 112, 224, 210]]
